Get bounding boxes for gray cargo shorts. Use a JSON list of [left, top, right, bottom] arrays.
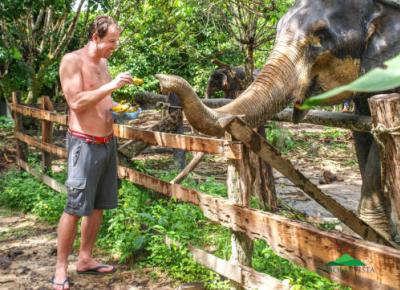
[[64, 133, 118, 216]]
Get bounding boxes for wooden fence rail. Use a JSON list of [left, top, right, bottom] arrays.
[[9, 97, 400, 290]]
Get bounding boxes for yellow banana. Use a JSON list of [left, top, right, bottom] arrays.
[[111, 103, 130, 113], [132, 77, 144, 86]]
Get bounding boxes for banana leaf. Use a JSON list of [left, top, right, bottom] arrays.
[[301, 53, 400, 109]]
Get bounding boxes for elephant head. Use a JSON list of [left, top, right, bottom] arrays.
[[205, 67, 246, 99], [157, 0, 400, 137]]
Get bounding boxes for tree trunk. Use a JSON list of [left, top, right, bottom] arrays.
[[369, 93, 400, 243], [244, 44, 255, 87]]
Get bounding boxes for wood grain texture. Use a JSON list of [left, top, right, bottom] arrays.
[[165, 237, 289, 290], [40, 96, 54, 171], [118, 166, 400, 290], [15, 132, 67, 159], [369, 93, 400, 242], [113, 124, 242, 159], [218, 116, 398, 249]]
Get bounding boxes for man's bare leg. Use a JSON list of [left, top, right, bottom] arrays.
[[76, 209, 114, 272], [53, 212, 80, 289]]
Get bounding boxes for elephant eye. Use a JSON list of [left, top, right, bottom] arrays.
[[314, 28, 332, 45]]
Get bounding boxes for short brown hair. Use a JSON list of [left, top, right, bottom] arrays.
[[87, 16, 121, 41]]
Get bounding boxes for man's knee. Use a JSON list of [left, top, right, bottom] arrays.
[[92, 209, 103, 217], [62, 211, 81, 221]]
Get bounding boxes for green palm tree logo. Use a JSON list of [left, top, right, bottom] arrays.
[[326, 254, 366, 266]]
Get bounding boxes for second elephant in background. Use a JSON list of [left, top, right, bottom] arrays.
[[205, 66, 260, 99]]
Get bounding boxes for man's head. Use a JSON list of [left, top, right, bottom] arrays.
[[88, 16, 121, 58]]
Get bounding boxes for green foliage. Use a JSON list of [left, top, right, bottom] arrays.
[[106, 0, 243, 101], [1, 0, 295, 102], [302, 53, 400, 109], [253, 240, 350, 290], [146, 236, 231, 290], [0, 169, 65, 223], [0, 116, 13, 130], [265, 121, 295, 152], [0, 0, 84, 102], [97, 182, 148, 263]]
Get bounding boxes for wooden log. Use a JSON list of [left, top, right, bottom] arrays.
[[113, 124, 243, 159], [133, 91, 168, 109], [272, 108, 372, 132], [117, 166, 400, 290], [15, 132, 67, 159], [10, 98, 371, 133], [225, 132, 253, 289], [40, 96, 54, 171], [165, 237, 289, 290], [118, 104, 184, 158], [10, 103, 68, 125], [369, 93, 400, 242], [133, 91, 233, 109], [11, 92, 28, 162], [132, 92, 371, 131], [217, 116, 398, 249], [171, 152, 205, 184], [17, 158, 66, 193]]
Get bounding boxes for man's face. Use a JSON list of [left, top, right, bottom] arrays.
[[94, 24, 120, 58]]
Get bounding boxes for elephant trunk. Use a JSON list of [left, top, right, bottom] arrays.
[[156, 74, 228, 136], [156, 41, 304, 137]]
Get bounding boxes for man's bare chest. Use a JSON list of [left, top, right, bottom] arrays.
[[81, 61, 110, 90]]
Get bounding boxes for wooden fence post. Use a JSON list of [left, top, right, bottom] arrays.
[[40, 96, 54, 171], [369, 93, 400, 242], [11, 91, 28, 163], [253, 126, 277, 211], [226, 132, 253, 289], [168, 93, 186, 170]]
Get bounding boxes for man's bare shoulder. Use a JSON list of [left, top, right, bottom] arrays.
[[61, 50, 84, 68]]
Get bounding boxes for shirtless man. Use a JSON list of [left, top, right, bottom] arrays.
[[52, 16, 133, 290]]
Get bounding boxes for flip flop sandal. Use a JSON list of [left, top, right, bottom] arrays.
[[76, 264, 116, 275], [51, 276, 70, 290]]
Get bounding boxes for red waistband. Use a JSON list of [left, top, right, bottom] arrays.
[[68, 129, 114, 144]]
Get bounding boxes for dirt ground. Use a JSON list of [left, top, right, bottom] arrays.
[[275, 123, 361, 218], [0, 207, 177, 290]]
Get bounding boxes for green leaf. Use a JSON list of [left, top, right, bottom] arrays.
[[11, 47, 22, 60], [301, 53, 400, 109]]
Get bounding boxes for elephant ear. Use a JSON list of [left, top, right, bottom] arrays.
[[366, 3, 384, 42], [362, 1, 399, 73], [377, 0, 400, 8]]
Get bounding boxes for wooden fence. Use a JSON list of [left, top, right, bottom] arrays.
[[9, 92, 400, 290]]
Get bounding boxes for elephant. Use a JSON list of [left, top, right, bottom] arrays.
[[156, 0, 400, 242], [205, 66, 260, 99]]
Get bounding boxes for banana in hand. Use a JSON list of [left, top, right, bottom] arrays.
[[132, 77, 144, 86]]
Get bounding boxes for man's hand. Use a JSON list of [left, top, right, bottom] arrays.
[[109, 72, 133, 90]]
